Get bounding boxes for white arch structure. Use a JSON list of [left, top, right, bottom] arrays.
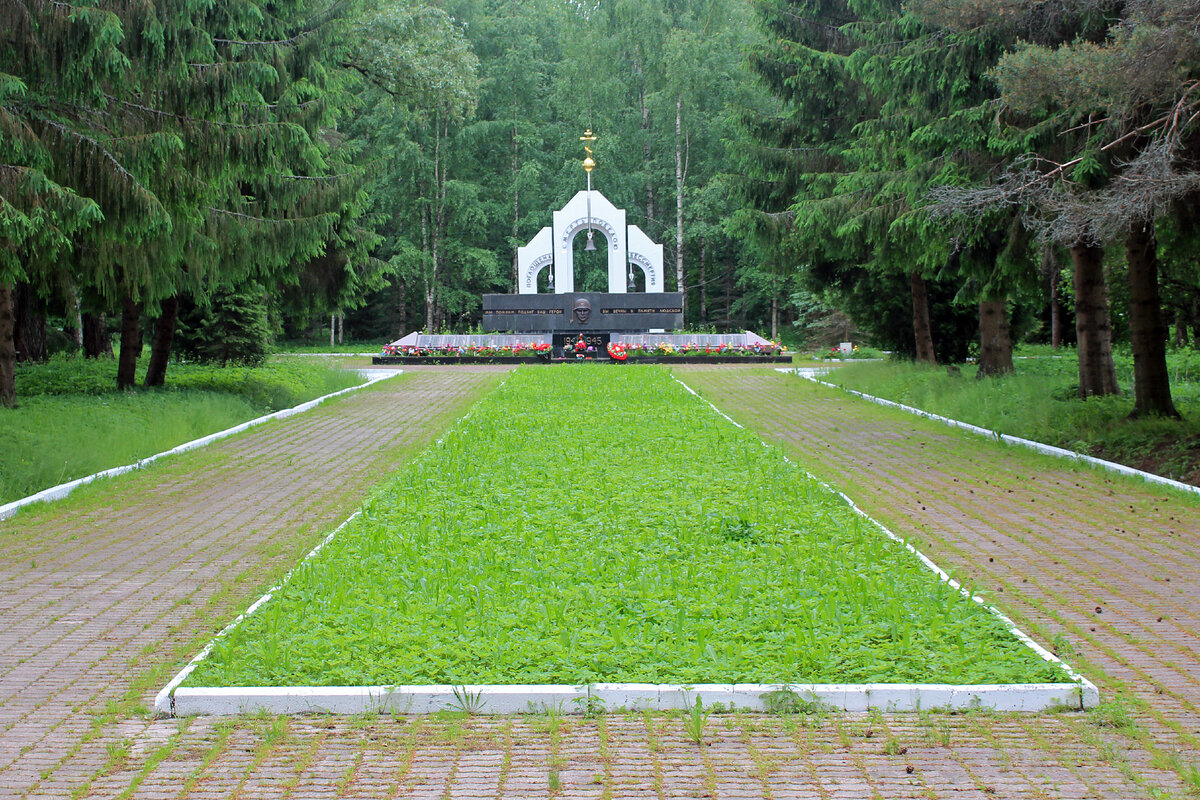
[[517, 190, 664, 294]]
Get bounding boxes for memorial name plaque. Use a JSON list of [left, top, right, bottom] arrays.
[[602, 307, 683, 315], [482, 308, 564, 316], [553, 332, 610, 356]]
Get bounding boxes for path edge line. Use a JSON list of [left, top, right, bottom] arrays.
[[673, 373, 1099, 710], [0, 370, 402, 521], [782, 368, 1200, 498]]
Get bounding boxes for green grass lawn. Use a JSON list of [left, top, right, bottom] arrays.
[[187, 365, 1064, 688], [823, 347, 1200, 484], [1, 356, 364, 504]]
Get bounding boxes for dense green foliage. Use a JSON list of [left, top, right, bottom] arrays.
[[188, 366, 1064, 687], [337, 0, 772, 340], [5, 0, 803, 401], [825, 351, 1200, 484], [2, 357, 362, 502], [10, 0, 1200, 435], [735, 1, 1057, 363], [739, 1, 1200, 419], [0, 0, 479, 399], [0, 0, 379, 387]]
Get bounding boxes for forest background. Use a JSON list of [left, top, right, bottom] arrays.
[[5, 0, 1200, 419]]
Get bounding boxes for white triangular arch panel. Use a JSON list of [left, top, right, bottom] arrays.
[[517, 189, 664, 294], [627, 225, 664, 293], [553, 191, 626, 293], [517, 227, 553, 295]]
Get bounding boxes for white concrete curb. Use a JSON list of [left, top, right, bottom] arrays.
[[779, 368, 1200, 498], [170, 681, 1089, 716], [0, 369, 401, 521], [156, 367, 1097, 717]]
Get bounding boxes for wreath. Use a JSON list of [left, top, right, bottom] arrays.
[[607, 342, 628, 361]]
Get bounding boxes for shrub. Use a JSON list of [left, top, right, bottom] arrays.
[[175, 287, 272, 367]]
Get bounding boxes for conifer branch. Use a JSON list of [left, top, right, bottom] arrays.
[[40, 118, 160, 206], [108, 96, 296, 131]]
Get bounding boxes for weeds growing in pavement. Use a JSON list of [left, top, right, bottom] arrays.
[[683, 697, 710, 745]]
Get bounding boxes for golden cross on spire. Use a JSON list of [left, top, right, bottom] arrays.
[[580, 129, 597, 173]]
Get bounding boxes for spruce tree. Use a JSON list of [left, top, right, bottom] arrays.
[[176, 286, 272, 366], [0, 0, 120, 404]]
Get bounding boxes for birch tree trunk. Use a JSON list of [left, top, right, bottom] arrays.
[[430, 118, 447, 332], [511, 113, 520, 292], [674, 93, 685, 310], [422, 182, 433, 332], [641, 84, 654, 228]]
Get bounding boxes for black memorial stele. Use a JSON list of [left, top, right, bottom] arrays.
[[482, 292, 684, 333]]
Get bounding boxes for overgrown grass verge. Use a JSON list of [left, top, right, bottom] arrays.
[[823, 350, 1200, 485], [187, 365, 1062, 688], [2, 356, 364, 503]]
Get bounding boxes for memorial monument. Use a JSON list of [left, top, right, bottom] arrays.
[[379, 130, 776, 361], [483, 129, 683, 342]]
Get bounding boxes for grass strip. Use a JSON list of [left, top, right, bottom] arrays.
[[186, 364, 1064, 688]]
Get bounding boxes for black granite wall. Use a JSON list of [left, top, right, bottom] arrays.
[[482, 292, 684, 333]]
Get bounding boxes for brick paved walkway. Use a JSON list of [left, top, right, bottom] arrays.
[[2, 364, 1198, 798], [0, 367, 508, 799]]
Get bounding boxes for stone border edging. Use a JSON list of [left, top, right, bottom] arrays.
[[156, 368, 516, 717], [169, 682, 1088, 716], [781, 368, 1200, 498], [0, 370, 401, 522], [157, 366, 1096, 716]]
